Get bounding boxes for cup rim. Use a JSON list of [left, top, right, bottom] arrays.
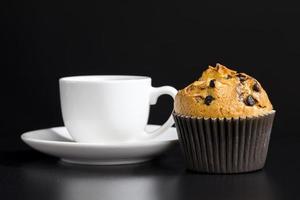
[[59, 75, 151, 83]]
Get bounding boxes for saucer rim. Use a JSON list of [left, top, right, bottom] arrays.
[[21, 125, 178, 147]]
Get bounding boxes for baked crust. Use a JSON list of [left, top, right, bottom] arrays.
[[174, 64, 273, 118]]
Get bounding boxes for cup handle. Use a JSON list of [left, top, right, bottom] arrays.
[[142, 86, 178, 139]]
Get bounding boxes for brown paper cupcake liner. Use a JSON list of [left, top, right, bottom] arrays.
[[173, 111, 275, 174]]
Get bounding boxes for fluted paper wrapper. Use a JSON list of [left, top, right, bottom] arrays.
[[173, 111, 275, 174]]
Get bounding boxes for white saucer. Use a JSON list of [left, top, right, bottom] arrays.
[[21, 125, 178, 165]]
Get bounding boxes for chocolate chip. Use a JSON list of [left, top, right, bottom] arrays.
[[237, 73, 247, 82], [253, 82, 260, 92], [204, 95, 214, 105], [244, 95, 256, 106], [209, 79, 215, 88], [227, 75, 232, 79]]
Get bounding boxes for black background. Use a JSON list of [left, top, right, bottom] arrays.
[[2, 1, 300, 200], [2, 1, 300, 149]]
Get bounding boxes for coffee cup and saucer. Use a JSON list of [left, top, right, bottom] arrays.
[[21, 75, 178, 165]]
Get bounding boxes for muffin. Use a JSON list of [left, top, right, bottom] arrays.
[[173, 63, 275, 173]]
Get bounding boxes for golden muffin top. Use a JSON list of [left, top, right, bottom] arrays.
[[174, 64, 273, 118]]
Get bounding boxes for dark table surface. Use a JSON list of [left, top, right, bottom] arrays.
[[0, 132, 299, 200]]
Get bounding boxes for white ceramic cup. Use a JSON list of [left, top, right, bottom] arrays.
[[59, 75, 177, 143]]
